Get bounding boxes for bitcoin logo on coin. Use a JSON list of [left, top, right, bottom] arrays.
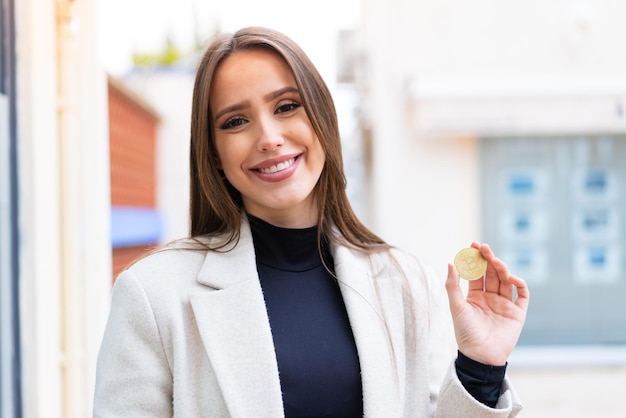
[[454, 247, 487, 280]]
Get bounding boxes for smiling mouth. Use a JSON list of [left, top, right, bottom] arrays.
[[256, 157, 297, 174]]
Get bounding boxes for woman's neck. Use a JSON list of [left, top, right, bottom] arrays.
[[244, 205, 318, 229]]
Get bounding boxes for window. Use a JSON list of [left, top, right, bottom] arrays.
[[481, 136, 626, 345]]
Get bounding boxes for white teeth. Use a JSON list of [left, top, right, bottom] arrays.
[[258, 158, 295, 174]]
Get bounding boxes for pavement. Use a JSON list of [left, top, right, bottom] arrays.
[[507, 366, 626, 418]]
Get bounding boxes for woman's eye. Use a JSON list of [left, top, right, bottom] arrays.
[[276, 102, 301, 114], [221, 116, 247, 130]]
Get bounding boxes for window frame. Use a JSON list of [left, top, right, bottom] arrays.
[[1, 0, 23, 415]]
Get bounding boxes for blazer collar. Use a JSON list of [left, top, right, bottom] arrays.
[[190, 218, 284, 416], [196, 217, 258, 289], [333, 244, 403, 416]]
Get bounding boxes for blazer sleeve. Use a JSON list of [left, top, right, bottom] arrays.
[[422, 265, 524, 418], [93, 270, 173, 418]]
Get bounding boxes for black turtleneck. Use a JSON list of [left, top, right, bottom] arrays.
[[249, 215, 363, 418]]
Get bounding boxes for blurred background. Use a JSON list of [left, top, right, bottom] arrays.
[[1, 0, 626, 417]]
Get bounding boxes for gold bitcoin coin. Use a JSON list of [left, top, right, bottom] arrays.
[[454, 247, 487, 280]]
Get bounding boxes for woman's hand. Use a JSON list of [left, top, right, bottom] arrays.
[[445, 242, 530, 366]]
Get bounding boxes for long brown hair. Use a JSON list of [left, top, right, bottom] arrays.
[[189, 26, 387, 252]]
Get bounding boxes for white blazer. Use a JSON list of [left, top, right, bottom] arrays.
[[94, 220, 522, 417]]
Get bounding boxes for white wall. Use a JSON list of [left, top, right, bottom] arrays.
[[16, 1, 63, 415], [380, 0, 626, 86], [16, 0, 111, 416]]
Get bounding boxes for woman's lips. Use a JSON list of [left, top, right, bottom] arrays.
[[257, 157, 296, 174], [250, 154, 301, 182]]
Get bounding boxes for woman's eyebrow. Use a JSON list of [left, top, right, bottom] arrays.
[[263, 86, 299, 102], [213, 101, 250, 122], [213, 86, 299, 122]]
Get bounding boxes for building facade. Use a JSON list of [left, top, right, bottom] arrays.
[[3, 0, 111, 417], [356, 0, 626, 349]]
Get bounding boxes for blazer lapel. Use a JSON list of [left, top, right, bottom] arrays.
[[189, 223, 284, 417], [333, 245, 403, 417]]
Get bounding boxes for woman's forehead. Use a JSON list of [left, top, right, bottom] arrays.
[[210, 49, 297, 107]]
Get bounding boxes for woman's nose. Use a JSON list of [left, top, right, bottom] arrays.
[[256, 118, 285, 151]]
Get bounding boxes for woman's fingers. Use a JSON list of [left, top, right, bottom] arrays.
[[457, 243, 525, 305], [445, 263, 465, 312], [510, 275, 530, 311], [499, 279, 514, 301], [473, 243, 512, 294]]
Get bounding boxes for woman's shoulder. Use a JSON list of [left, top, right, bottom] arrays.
[[334, 240, 438, 286], [366, 245, 425, 274], [117, 236, 221, 288], [364, 245, 443, 295], [108, 239, 215, 331]]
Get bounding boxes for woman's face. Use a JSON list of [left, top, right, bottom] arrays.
[[210, 48, 326, 228]]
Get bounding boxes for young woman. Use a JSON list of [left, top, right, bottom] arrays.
[[94, 26, 529, 417]]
